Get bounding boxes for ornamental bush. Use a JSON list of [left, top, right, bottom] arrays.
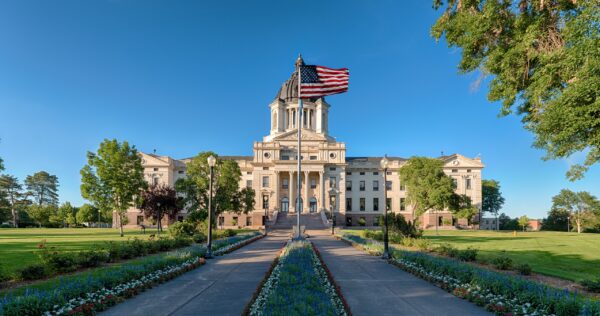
[[491, 256, 513, 270], [456, 248, 478, 262], [169, 221, 197, 238], [581, 279, 600, 293], [39, 249, 79, 273], [16, 264, 48, 280], [77, 250, 110, 268], [515, 263, 532, 276]]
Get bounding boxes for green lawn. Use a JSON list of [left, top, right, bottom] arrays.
[[0, 228, 153, 275], [345, 229, 600, 282]]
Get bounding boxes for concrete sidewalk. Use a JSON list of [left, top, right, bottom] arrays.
[[101, 231, 288, 316], [309, 232, 491, 316]]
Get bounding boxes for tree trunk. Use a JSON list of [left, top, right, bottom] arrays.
[[495, 214, 499, 231], [119, 213, 124, 237], [11, 205, 18, 228], [576, 218, 582, 233]]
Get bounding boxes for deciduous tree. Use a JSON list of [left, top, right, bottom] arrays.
[[518, 215, 530, 232], [27, 204, 58, 227], [399, 157, 455, 226], [482, 179, 505, 230], [432, 0, 599, 180], [25, 171, 59, 206], [76, 204, 99, 225], [139, 184, 182, 234], [449, 194, 479, 226], [542, 208, 570, 231], [551, 189, 600, 233], [176, 152, 254, 226], [80, 139, 146, 237]]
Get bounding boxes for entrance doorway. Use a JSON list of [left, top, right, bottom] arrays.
[[281, 197, 289, 213], [309, 197, 317, 213]]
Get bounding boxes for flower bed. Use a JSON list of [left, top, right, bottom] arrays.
[[338, 233, 600, 316], [0, 232, 263, 316], [246, 239, 349, 316]]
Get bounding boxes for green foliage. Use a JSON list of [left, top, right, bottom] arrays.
[[192, 233, 207, 243], [16, 264, 48, 280], [169, 221, 197, 238], [380, 212, 423, 238], [482, 179, 505, 223], [358, 217, 366, 226], [0, 175, 27, 227], [542, 208, 570, 231], [399, 157, 455, 217], [140, 184, 182, 233], [27, 204, 59, 228], [498, 213, 519, 230], [0, 263, 11, 283], [77, 249, 110, 268], [24, 171, 59, 206], [516, 263, 532, 276], [39, 249, 79, 273], [76, 203, 99, 224], [456, 247, 478, 262], [56, 202, 77, 227], [449, 194, 479, 225], [432, 0, 600, 180], [551, 189, 600, 233], [518, 215, 530, 231], [581, 279, 600, 293], [491, 255, 513, 270], [80, 139, 146, 236]]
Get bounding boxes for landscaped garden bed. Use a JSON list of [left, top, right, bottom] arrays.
[[0, 232, 263, 316], [338, 233, 600, 316], [245, 239, 350, 316]]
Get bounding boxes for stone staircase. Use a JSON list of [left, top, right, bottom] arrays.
[[271, 213, 327, 230]]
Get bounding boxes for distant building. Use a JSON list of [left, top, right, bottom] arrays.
[[528, 219, 542, 231], [116, 57, 485, 229], [480, 217, 499, 230]]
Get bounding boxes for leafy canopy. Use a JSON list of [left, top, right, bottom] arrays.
[[76, 203, 99, 224], [0, 175, 27, 227], [399, 157, 455, 217], [551, 188, 600, 232], [432, 0, 599, 180], [176, 151, 255, 221], [80, 139, 146, 236], [482, 179, 505, 217], [139, 184, 182, 231], [25, 171, 59, 206]]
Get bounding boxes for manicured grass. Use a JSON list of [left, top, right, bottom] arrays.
[[343, 229, 600, 282], [421, 230, 600, 282], [0, 228, 254, 275]]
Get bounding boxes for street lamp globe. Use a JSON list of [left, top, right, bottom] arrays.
[[380, 156, 389, 169], [207, 155, 216, 167]]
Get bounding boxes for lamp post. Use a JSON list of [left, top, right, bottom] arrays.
[[380, 156, 391, 260], [331, 205, 336, 235], [263, 195, 268, 236], [206, 155, 216, 259]]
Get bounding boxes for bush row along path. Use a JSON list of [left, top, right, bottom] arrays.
[[101, 225, 489, 315], [308, 229, 491, 316]]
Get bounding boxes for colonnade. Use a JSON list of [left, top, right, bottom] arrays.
[[272, 170, 326, 213]]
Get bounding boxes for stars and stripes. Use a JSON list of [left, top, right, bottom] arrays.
[[300, 65, 349, 97]]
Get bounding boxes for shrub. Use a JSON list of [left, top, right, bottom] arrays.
[[0, 264, 11, 283], [193, 233, 207, 243], [358, 218, 366, 226], [78, 250, 109, 268], [581, 279, 600, 293], [380, 213, 422, 238], [169, 221, 197, 238], [361, 230, 383, 241], [491, 256, 513, 270], [17, 264, 48, 280], [415, 239, 431, 251], [436, 243, 457, 256], [39, 250, 79, 273], [0, 223, 11, 228], [129, 238, 149, 257], [456, 247, 478, 262], [515, 263, 532, 275]]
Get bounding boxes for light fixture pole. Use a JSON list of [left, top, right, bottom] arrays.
[[331, 205, 335, 235], [381, 156, 391, 260], [263, 195, 268, 236], [206, 155, 216, 259]]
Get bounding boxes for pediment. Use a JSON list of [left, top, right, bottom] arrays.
[[140, 152, 171, 167], [271, 129, 330, 142], [441, 154, 484, 168]]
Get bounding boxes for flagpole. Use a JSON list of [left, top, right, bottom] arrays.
[[296, 57, 302, 239]]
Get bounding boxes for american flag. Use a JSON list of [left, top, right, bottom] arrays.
[[300, 65, 349, 98]]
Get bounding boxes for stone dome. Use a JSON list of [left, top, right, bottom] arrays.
[[274, 55, 322, 102]]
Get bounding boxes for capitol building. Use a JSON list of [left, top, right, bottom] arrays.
[[125, 58, 484, 229]]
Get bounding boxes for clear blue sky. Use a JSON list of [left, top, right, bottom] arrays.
[[0, 0, 598, 219]]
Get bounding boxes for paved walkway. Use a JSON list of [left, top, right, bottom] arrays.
[[101, 231, 288, 316], [309, 231, 491, 316]]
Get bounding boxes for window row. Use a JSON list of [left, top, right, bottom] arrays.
[[345, 180, 404, 191], [346, 197, 406, 212]]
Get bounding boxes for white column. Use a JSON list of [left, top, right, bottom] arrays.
[[319, 171, 325, 211], [304, 171, 309, 213], [289, 171, 294, 213]]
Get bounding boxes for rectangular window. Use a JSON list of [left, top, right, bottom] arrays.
[[386, 171, 392, 175], [177, 215, 184, 222], [374, 216, 380, 226], [178, 170, 184, 174], [400, 198, 406, 211], [359, 172, 365, 175], [346, 171, 352, 175], [246, 217, 252, 226], [386, 198, 392, 211], [346, 180, 352, 191], [467, 169, 471, 173], [281, 155, 290, 160], [400, 184, 405, 191], [359, 180, 365, 191], [282, 179, 289, 189], [373, 180, 379, 191], [263, 167, 269, 170], [346, 198, 352, 211], [466, 178, 472, 190], [262, 176, 269, 188], [330, 177, 336, 188], [137, 215, 144, 225], [310, 155, 317, 160], [247, 171, 252, 175], [232, 216, 238, 226], [246, 180, 252, 188], [311, 179, 316, 189], [452, 178, 458, 187], [330, 167, 336, 171], [218, 216, 224, 226], [373, 172, 379, 175], [386, 181, 392, 191], [452, 169, 458, 173], [373, 198, 379, 211], [360, 198, 366, 211], [153, 168, 158, 171]]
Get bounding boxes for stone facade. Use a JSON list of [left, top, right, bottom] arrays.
[[120, 59, 485, 229]]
